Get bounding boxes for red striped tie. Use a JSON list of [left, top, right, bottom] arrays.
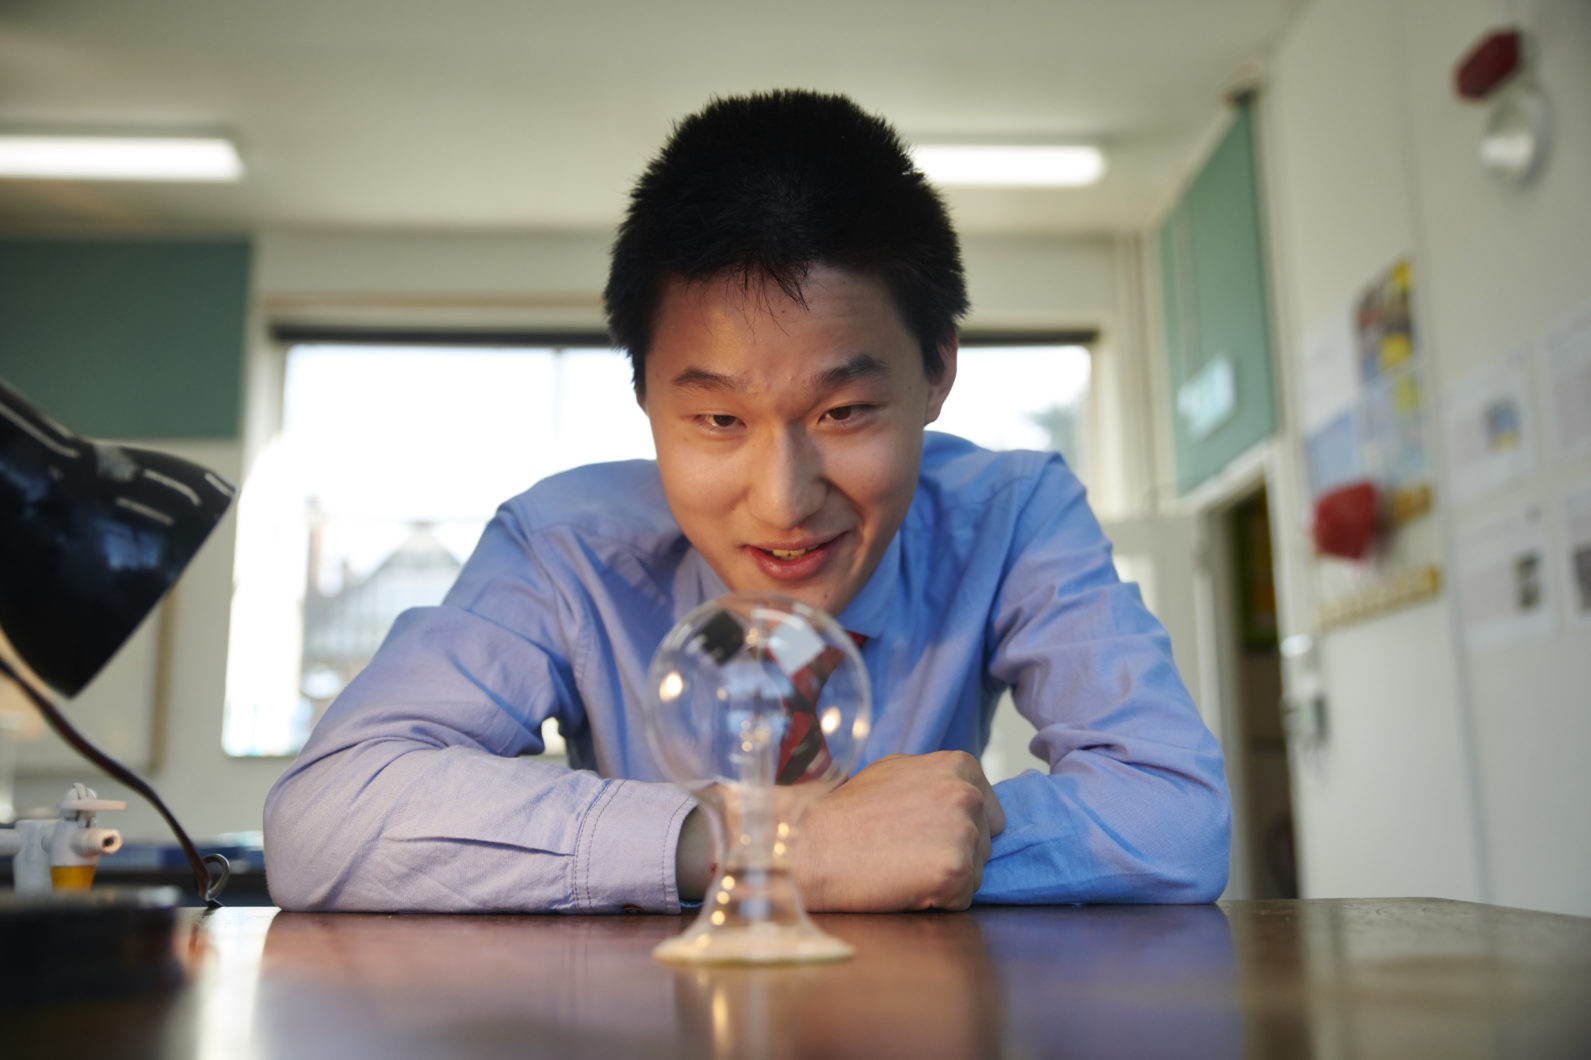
[[775, 632, 866, 785]]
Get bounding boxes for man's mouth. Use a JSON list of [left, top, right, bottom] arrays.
[[746, 535, 844, 580], [744, 531, 846, 582]]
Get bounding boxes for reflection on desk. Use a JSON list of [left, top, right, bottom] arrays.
[[9, 899, 1591, 1058]]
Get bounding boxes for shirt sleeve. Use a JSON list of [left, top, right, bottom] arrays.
[[262, 506, 696, 913], [977, 457, 1231, 904]]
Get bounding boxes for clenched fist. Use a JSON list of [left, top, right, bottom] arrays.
[[793, 751, 1005, 912]]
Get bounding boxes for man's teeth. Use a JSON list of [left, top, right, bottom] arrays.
[[769, 547, 811, 560]]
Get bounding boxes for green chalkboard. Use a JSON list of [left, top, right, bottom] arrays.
[[0, 237, 251, 439], [1159, 104, 1277, 494]]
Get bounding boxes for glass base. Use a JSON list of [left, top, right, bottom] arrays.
[[654, 865, 853, 965], [653, 922, 853, 965]]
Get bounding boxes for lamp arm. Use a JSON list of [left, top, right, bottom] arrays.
[[0, 654, 228, 905]]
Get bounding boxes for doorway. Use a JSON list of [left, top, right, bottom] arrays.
[[1218, 486, 1296, 898]]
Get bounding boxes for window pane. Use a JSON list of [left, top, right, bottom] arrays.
[[222, 344, 651, 757], [931, 345, 1091, 474]]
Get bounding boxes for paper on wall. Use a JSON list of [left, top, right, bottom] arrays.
[[1538, 301, 1591, 463], [1305, 409, 1360, 499], [1441, 347, 1535, 506], [1296, 301, 1358, 435], [1453, 506, 1555, 652], [1295, 259, 1432, 504], [1560, 480, 1591, 630], [1359, 363, 1426, 492], [1352, 259, 1428, 497]]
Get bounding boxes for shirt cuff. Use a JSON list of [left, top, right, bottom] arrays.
[[570, 778, 696, 913]]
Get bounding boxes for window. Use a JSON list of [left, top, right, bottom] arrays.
[[934, 344, 1090, 473], [222, 343, 651, 757], [222, 341, 1089, 757]]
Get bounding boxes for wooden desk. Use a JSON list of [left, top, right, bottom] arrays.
[[11, 899, 1591, 1058]]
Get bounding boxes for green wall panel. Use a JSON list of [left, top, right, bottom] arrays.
[[0, 237, 251, 439], [1159, 104, 1276, 494]]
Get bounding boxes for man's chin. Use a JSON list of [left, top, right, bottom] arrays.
[[720, 542, 862, 617], [725, 574, 856, 619]]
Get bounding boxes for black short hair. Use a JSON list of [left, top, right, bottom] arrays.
[[605, 90, 968, 395]]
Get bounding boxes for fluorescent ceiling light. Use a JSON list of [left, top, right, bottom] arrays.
[[0, 135, 243, 182], [911, 144, 1105, 187]]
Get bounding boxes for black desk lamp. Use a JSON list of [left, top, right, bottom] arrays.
[[1, 375, 235, 905]]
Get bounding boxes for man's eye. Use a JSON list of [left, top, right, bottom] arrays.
[[824, 405, 863, 423], [702, 414, 739, 429]]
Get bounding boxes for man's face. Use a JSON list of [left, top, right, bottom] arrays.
[[639, 265, 956, 617]]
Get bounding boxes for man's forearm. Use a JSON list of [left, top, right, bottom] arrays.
[[977, 753, 1231, 904], [265, 739, 695, 912]]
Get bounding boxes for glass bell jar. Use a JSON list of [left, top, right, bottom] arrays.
[[643, 592, 871, 964]]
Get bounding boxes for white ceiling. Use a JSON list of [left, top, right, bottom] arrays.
[[0, 0, 1307, 237]]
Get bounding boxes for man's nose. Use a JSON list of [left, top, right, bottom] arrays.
[[747, 427, 825, 529]]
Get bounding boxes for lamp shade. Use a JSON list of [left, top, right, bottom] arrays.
[[0, 376, 235, 697]]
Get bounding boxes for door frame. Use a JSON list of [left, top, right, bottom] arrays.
[[1169, 437, 1293, 900]]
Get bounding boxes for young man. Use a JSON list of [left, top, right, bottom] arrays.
[[264, 90, 1230, 913]]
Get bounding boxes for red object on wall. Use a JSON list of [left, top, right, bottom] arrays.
[[1455, 28, 1522, 100], [1313, 481, 1380, 560]]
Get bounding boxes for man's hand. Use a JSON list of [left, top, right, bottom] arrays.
[[794, 751, 1005, 912]]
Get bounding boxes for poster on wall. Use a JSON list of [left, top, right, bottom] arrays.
[[1560, 480, 1591, 630], [1355, 259, 1416, 383], [1353, 259, 1427, 501], [1538, 300, 1591, 462], [1441, 347, 1536, 506], [1296, 258, 1430, 508], [1453, 506, 1556, 651]]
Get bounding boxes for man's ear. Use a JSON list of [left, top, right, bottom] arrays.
[[924, 336, 958, 425], [635, 385, 647, 413]]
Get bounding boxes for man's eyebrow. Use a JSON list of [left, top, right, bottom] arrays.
[[667, 353, 891, 395], [668, 366, 740, 393], [814, 353, 891, 393]]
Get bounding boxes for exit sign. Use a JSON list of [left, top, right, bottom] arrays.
[[1178, 355, 1236, 440]]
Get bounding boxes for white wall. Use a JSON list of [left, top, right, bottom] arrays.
[[256, 229, 1126, 332], [1260, 0, 1591, 914], [11, 228, 1137, 846]]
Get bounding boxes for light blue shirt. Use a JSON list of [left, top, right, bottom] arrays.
[[264, 432, 1230, 912]]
